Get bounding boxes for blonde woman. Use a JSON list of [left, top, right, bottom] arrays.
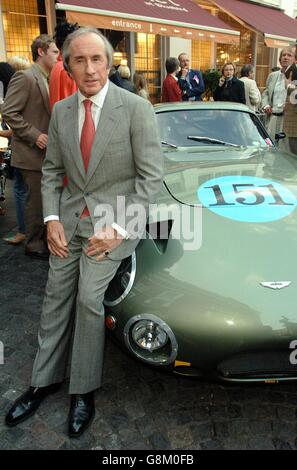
[[8, 56, 30, 72], [118, 64, 136, 93], [133, 72, 150, 100]]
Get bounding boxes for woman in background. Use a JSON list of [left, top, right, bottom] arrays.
[[213, 62, 246, 104], [118, 65, 136, 93], [161, 57, 182, 103], [133, 72, 150, 100]]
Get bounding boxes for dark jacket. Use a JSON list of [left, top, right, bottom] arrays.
[[213, 76, 246, 104], [121, 78, 136, 94], [177, 69, 205, 101]]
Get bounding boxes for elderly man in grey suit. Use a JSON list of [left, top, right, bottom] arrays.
[[262, 47, 295, 141], [5, 28, 163, 437], [2, 35, 59, 257]]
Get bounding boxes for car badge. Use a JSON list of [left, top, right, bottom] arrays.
[[260, 281, 291, 290]]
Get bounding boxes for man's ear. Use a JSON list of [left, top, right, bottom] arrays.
[[37, 47, 45, 58]]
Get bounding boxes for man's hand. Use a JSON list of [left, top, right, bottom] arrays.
[[36, 133, 48, 149], [47, 220, 68, 258], [263, 105, 272, 115], [86, 226, 124, 261], [218, 76, 225, 87], [181, 67, 189, 79]]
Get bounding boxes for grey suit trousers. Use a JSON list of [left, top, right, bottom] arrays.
[[31, 216, 121, 394]]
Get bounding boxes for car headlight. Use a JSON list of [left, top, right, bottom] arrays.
[[124, 314, 178, 366], [132, 320, 168, 351]]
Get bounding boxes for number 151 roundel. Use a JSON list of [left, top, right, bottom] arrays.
[[197, 176, 296, 223]]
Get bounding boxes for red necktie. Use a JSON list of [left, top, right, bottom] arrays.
[[80, 99, 95, 218]]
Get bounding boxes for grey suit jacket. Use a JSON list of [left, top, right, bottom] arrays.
[[41, 81, 164, 260], [2, 64, 51, 171]]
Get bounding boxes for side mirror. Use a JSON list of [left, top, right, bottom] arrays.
[[275, 132, 286, 142]]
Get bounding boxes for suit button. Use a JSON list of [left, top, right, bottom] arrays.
[[85, 192, 90, 196], [75, 211, 80, 218]]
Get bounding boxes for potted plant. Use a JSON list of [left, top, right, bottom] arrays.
[[202, 69, 220, 101]]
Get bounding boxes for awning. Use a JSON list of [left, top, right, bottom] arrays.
[[55, 0, 239, 44], [210, 0, 297, 48]]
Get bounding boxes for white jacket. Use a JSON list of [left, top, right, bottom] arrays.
[[240, 76, 261, 111]]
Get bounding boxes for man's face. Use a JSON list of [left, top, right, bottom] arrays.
[[279, 49, 295, 69], [68, 33, 110, 97], [40, 42, 59, 72], [249, 68, 255, 79], [179, 54, 190, 69]]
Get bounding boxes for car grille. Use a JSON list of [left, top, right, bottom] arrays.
[[217, 350, 297, 380]]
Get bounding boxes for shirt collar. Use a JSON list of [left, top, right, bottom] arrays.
[[78, 80, 109, 109], [33, 62, 50, 82]]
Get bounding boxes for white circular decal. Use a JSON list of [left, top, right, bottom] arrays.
[[197, 176, 296, 222]]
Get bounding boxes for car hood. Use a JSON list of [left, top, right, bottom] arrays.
[[164, 146, 297, 205], [158, 146, 297, 337]]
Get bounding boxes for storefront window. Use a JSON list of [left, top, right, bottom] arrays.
[[2, 0, 47, 60], [112, 34, 128, 67], [191, 40, 212, 70], [216, 12, 252, 74], [135, 33, 161, 104]]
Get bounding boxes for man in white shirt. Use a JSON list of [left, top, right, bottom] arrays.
[[262, 47, 295, 140], [5, 28, 163, 437], [240, 64, 261, 112]]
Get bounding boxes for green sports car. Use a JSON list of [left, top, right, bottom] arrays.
[[104, 102, 297, 383]]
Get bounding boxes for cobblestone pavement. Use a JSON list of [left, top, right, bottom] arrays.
[[1, 182, 297, 450]]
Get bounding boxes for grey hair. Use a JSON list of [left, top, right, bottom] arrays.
[[240, 64, 253, 77], [62, 27, 114, 72]]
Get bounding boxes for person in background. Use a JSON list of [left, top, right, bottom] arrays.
[[133, 72, 150, 100], [281, 47, 297, 155], [177, 52, 204, 101], [161, 57, 182, 103], [8, 56, 30, 72], [0, 62, 14, 102], [213, 62, 245, 104], [0, 62, 14, 216], [117, 64, 136, 93], [261, 47, 295, 140], [1, 59, 30, 242], [240, 64, 261, 112], [49, 20, 79, 110], [109, 65, 124, 88], [2, 35, 59, 259]]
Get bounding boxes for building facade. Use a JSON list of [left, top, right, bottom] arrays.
[[0, 0, 296, 101]]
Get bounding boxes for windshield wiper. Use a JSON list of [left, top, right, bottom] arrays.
[[187, 136, 240, 148], [161, 140, 177, 149]]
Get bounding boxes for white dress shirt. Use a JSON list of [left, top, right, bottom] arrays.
[[271, 72, 287, 113], [44, 80, 129, 239]]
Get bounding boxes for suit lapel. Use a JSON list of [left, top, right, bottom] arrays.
[[65, 94, 86, 181], [32, 64, 50, 116], [85, 83, 123, 186]]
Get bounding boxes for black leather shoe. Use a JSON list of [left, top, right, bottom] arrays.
[[5, 383, 61, 427], [25, 249, 49, 260], [68, 392, 95, 438]]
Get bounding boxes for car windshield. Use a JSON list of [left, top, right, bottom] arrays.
[[157, 109, 271, 148]]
